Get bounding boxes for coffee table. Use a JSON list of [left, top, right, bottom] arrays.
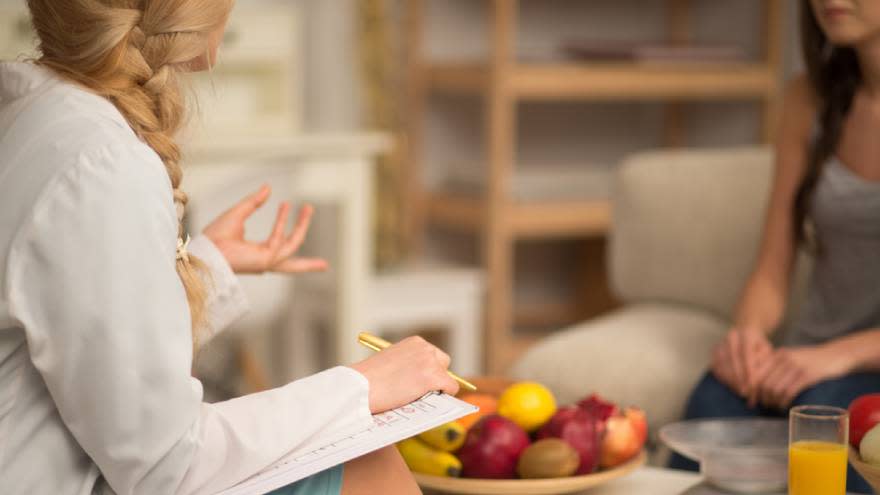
[[422, 467, 862, 494], [587, 467, 740, 495], [580, 467, 857, 495]]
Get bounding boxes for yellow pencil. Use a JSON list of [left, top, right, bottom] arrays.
[[357, 332, 478, 392]]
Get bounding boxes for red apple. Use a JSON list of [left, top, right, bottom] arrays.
[[850, 394, 880, 449], [599, 414, 641, 469], [458, 414, 530, 479], [625, 407, 648, 446], [536, 405, 601, 474]]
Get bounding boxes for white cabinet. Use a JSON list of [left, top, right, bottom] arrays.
[[189, 3, 304, 143], [0, 3, 304, 141], [185, 134, 389, 381], [0, 4, 37, 60], [221, 8, 299, 58]]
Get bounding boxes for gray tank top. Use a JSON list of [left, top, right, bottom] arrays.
[[785, 156, 880, 346]]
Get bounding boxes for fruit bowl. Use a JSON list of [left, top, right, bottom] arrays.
[[659, 418, 788, 493], [849, 447, 880, 493], [461, 376, 514, 398], [411, 376, 647, 494], [414, 450, 646, 495]]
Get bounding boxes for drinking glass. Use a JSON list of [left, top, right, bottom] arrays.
[[788, 405, 849, 495]]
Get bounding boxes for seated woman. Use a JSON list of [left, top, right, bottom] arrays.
[[671, 1, 880, 493], [0, 1, 456, 494]]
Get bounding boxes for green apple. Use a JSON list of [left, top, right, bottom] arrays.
[[860, 423, 880, 466]]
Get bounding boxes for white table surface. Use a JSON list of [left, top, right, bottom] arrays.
[[586, 467, 703, 494], [423, 467, 787, 495], [556, 467, 851, 495], [594, 467, 787, 495], [552, 467, 852, 495]]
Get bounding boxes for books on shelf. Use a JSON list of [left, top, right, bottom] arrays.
[[444, 163, 613, 202], [561, 40, 748, 64]]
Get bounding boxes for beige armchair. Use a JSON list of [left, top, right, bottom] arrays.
[[511, 147, 810, 440]]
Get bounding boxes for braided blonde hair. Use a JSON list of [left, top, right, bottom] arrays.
[[27, 0, 234, 339]]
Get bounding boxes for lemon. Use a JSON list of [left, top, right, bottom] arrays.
[[497, 381, 557, 432]]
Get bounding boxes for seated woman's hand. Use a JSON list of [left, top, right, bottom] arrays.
[[710, 326, 774, 403], [202, 185, 329, 275], [754, 345, 853, 410], [349, 336, 460, 414]]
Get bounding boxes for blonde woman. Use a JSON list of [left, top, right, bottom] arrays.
[[0, 1, 457, 494]]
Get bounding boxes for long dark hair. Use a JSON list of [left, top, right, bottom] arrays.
[[795, 1, 862, 245]]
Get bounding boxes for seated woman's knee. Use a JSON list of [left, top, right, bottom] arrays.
[[684, 373, 753, 419], [795, 374, 880, 409], [342, 447, 421, 495]]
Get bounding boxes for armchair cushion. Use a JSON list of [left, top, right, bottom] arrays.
[[611, 147, 774, 320], [510, 303, 727, 435]]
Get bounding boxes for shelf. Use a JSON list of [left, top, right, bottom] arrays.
[[424, 62, 776, 101], [424, 63, 488, 93], [425, 191, 611, 238], [185, 132, 391, 162], [497, 334, 545, 372], [513, 300, 584, 328], [424, 191, 484, 232], [509, 199, 611, 238]]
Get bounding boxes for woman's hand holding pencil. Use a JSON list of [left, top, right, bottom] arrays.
[[349, 335, 462, 414], [358, 332, 477, 392]]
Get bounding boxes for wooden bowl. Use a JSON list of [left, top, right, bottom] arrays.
[[414, 376, 647, 494], [460, 376, 516, 397], [416, 451, 646, 495], [850, 447, 880, 493]]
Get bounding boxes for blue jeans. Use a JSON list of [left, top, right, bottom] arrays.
[[669, 372, 880, 494]]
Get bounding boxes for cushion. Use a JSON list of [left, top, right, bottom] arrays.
[[510, 303, 728, 435], [610, 147, 774, 320]]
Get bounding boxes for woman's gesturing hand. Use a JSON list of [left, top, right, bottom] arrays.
[[710, 326, 774, 404], [350, 336, 460, 414], [203, 185, 329, 275]]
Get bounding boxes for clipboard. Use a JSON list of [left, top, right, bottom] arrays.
[[215, 392, 478, 495]]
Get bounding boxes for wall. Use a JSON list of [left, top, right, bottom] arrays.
[[0, 0, 802, 136], [300, 0, 363, 131], [300, 0, 804, 137]]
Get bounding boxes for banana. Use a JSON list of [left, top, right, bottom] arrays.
[[417, 421, 467, 452], [397, 438, 462, 477]]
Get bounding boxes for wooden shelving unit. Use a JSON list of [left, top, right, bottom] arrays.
[[406, 0, 785, 374], [425, 191, 612, 238], [425, 62, 776, 100]]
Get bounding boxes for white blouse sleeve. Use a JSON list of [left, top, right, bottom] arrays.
[[7, 143, 373, 495], [185, 234, 249, 345]]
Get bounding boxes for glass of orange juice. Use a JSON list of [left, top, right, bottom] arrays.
[[789, 405, 849, 495]]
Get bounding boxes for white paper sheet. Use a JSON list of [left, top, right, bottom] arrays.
[[215, 393, 478, 495]]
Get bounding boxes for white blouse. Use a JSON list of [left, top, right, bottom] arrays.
[[0, 62, 373, 495]]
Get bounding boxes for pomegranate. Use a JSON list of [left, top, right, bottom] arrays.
[[457, 415, 530, 479]]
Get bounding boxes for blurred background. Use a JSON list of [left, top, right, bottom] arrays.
[[0, 0, 803, 401]]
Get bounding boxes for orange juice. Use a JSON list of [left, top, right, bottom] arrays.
[[789, 440, 847, 495]]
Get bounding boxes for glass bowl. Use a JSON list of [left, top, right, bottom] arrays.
[[659, 418, 788, 493]]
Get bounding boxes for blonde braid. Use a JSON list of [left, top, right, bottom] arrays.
[[27, 0, 235, 340], [116, 9, 210, 335]]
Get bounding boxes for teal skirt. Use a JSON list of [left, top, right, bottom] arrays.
[[266, 465, 344, 495]]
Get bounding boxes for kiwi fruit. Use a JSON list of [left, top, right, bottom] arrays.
[[516, 438, 580, 479]]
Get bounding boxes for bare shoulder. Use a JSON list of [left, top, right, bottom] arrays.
[[779, 74, 818, 142], [783, 74, 819, 128]]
